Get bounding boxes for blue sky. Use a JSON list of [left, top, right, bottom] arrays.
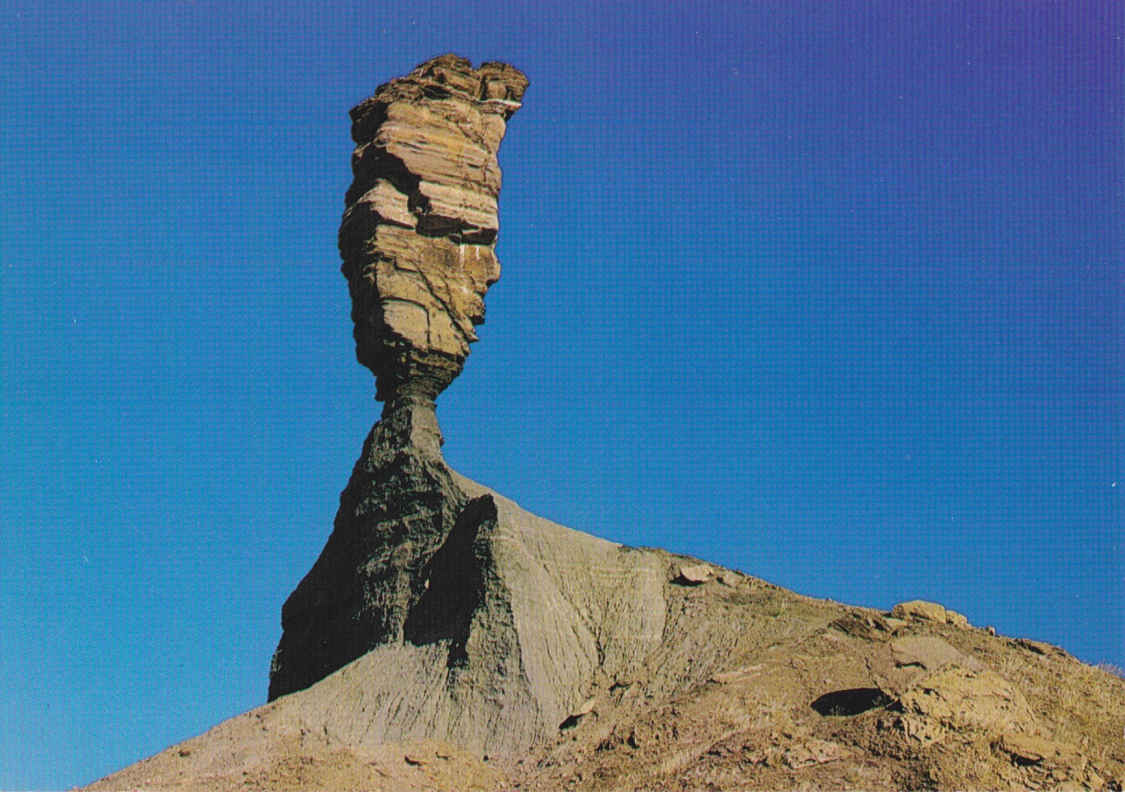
[[2, 1, 1121, 788]]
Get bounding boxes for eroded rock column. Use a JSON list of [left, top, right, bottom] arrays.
[[269, 56, 526, 701], [339, 54, 528, 441]]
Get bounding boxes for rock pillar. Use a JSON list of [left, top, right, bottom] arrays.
[[270, 56, 527, 700], [338, 54, 528, 436]]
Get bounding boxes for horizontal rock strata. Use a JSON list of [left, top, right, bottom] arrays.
[[339, 54, 527, 404]]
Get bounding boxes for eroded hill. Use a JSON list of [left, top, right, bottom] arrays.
[[85, 473, 1124, 790]]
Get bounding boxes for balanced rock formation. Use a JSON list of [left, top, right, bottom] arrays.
[[268, 55, 529, 705], [85, 56, 1125, 792], [339, 53, 527, 408], [267, 55, 756, 753]]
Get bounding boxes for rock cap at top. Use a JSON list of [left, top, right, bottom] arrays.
[[339, 54, 528, 416]]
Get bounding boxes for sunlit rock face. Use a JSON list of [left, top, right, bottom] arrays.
[[339, 54, 528, 405], [267, 56, 527, 702]]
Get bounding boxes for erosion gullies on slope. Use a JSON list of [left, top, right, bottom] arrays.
[[262, 409, 1125, 786], [268, 416, 718, 755], [264, 397, 1125, 787], [88, 492, 1125, 791]]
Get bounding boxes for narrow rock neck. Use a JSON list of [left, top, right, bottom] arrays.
[[374, 394, 444, 457]]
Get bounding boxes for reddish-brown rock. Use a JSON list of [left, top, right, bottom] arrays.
[[339, 54, 527, 407]]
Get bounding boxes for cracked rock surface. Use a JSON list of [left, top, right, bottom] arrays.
[[339, 53, 527, 404], [267, 55, 535, 711]]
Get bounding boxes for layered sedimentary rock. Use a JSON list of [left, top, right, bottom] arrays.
[[338, 54, 527, 406], [269, 54, 531, 702], [268, 56, 679, 741]]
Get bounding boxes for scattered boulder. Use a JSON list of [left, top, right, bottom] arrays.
[[891, 599, 970, 628], [675, 563, 713, 585], [869, 635, 984, 700], [894, 665, 1037, 742], [891, 635, 981, 672], [891, 599, 948, 623], [830, 610, 894, 641], [561, 697, 598, 729], [1015, 638, 1067, 658], [708, 664, 762, 685], [572, 697, 597, 717], [945, 609, 970, 628]]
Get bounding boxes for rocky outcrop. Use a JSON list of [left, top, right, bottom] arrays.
[[339, 54, 527, 406], [269, 55, 681, 748], [269, 53, 529, 707], [272, 463, 679, 754], [891, 599, 970, 628], [92, 552, 1125, 791]]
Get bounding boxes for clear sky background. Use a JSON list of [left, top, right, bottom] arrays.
[[2, 1, 1121, 788]]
